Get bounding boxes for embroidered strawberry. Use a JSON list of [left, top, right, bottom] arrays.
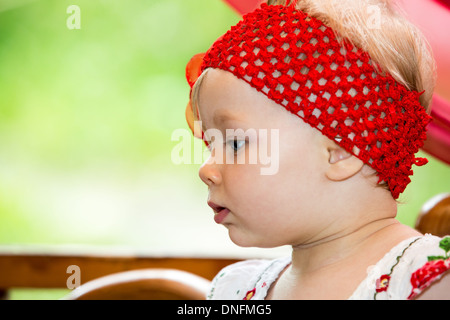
[[408, 258, 450, 299], [375, 274, 391, 293], [407, 238, 450, 300], [243, 288, 256, 300]]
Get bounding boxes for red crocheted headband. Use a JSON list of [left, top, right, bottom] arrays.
[[185, 3, 432, 199]]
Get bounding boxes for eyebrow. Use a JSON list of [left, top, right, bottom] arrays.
[[201, 110, 244, 132]]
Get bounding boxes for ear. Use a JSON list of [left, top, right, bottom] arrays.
[[326, 145, 364, 181]]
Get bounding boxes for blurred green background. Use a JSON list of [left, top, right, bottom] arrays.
[[0, 0, 449, 299]]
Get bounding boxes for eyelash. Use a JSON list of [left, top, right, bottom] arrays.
[[226, 138, 246, 153]]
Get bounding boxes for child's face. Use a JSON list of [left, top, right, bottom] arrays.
[[197, 69, 334, 248]]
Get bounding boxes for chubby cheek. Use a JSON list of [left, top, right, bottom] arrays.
[[224, 167, 303, 247], [223, 140, 323, 247]]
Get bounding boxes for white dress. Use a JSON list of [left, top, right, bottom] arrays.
[[207, 234, 450, 300]]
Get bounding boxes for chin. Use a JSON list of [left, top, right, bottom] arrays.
[[227, 228, 281, 249]]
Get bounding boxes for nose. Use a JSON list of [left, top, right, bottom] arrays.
[[199, 156, 222, 187]]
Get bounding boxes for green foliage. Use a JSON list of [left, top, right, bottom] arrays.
[[0, 0, 238, 246]]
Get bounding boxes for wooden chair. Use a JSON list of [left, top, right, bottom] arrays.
[[64, 268, 211, 300], [415, 193, 450, 237], [0, 249, 240, 300]]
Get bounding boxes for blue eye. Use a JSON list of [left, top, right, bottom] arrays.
[[227, 139, 246, 152]]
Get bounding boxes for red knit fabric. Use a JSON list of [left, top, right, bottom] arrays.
[[187, 3, 432, 199]]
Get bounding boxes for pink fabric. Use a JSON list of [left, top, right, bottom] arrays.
[[220, 0, 261, 15]]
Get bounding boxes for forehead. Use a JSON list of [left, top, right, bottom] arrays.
[[197, 69, 280, 126], [196, 68, 326, 148]]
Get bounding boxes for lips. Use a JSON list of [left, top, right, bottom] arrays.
[[208, 201, 230, 224]]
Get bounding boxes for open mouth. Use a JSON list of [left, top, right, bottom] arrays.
[[207, 201, 230, 224], [207, 201, 226, 213]]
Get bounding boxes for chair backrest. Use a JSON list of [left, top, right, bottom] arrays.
[[64, 268, 211, 300], [416, 193, 450, 237]]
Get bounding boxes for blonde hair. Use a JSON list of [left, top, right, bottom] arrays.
[[268, 0, 436, 112]]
